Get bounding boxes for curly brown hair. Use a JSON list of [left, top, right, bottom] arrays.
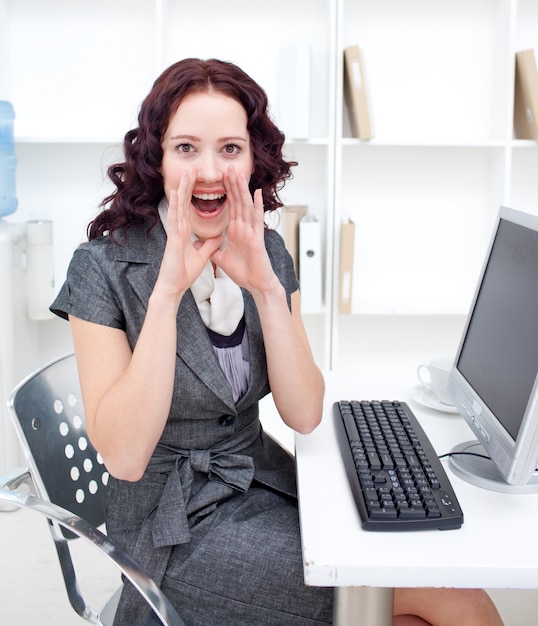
[[88, 58, 297, 240]]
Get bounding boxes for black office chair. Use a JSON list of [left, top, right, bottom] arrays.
[[0, 353, 185, 626]]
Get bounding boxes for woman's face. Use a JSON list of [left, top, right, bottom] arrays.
[[161, 90, 254, 240]]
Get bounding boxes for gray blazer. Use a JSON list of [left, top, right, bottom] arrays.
[[51, 220, 300, 625]]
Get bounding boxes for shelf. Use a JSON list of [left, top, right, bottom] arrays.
[[14, 137, 124, 145], [4, 0, 538, 370], [340, 138, 509, 148], [512, 140, 538, 148]]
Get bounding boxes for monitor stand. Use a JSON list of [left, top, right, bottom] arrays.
[[448, 441, 538, 494]]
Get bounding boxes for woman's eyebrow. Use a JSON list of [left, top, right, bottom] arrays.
[[167, 134, 248, 143], [167, 134, 199, 142], [219, 136, 249, 143]]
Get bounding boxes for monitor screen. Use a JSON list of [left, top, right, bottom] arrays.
[[448, 206, 538, 493]]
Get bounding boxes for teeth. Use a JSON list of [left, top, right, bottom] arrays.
[[193, 193, 225, 201]]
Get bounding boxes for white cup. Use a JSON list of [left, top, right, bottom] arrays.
[[417, 356, 454, 406]]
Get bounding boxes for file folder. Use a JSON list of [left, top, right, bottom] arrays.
[[339, 220, 355, 314], [278, 44, 311, 140], [343, 45, 373, 140], [514, 49, 538, 140], [299, 213, 322, 314], [282, 204, 308, 275]]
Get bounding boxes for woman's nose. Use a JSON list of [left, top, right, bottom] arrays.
[[197, 153, 221, 182]]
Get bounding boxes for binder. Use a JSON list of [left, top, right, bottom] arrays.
[[514, 49, 538, 140], [282, 204, 308, 274], [339, 220, 355, 314], [299, 213, 322, 314], [278, 44, 311, 140], [343, 45, 373, 140]]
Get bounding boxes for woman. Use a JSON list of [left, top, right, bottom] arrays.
[[51, 58, 503, 626]]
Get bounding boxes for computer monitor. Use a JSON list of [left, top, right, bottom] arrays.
[[447, 206, 538, 494]]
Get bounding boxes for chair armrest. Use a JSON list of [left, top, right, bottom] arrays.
[[0, 472, 185, 626], [0, 466, 33, 492]]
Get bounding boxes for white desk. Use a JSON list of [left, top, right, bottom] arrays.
[[295, 370, 538, 625]]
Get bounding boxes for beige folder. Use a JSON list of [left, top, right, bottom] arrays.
[[339, 220, 355, 314], [282, 204, 308, 274], [514, 49, 538, 140], [343, 45, 373, 140]]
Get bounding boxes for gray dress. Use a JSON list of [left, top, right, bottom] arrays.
[[51, 221, 333, 626]]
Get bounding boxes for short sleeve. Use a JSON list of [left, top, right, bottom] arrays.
[[50, 246, 125, 330], [264, 229, 300, 302]]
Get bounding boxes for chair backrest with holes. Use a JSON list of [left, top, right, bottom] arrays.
[[8, 354, 109, 530]]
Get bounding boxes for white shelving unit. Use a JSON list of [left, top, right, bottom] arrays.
[[335, 0, 514, 320], [331, 0, 538, 370], [1, 0, 538, 372]]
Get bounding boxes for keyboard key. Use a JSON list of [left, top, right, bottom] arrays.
[[370, 507, 398, 520], [398, 507, 426, 520], [367, 452, 382, 470]]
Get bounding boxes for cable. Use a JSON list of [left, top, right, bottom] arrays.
[[438, 451, 491, 461]]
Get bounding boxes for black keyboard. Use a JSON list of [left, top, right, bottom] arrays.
[[334, 400, 463, 531]]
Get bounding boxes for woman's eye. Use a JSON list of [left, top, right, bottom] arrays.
[[176, 143, 193, 153], [223, 144, 240, 155]]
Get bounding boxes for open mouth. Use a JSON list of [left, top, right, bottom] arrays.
[[191, 192, 226, 215]]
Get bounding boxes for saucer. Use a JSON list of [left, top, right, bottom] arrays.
[[409, 385, 459, 414]]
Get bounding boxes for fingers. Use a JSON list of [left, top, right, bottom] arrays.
[[199, 235, 225, 257], [178, 165, 197, 205], [224, 166, 242, 222], [169, 166, 197, 234], [224, 166, 263, 230], [167, 188, 179, 232], [194, 235, 225, 280], [253, 188, 264, 217]]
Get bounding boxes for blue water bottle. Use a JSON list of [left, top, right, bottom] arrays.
[[0, 101, 18, 217]]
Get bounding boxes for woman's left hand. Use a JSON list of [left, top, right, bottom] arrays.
[[213, 170, 324, 436], [211, 166, 280, 294]]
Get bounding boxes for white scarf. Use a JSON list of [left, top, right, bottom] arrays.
[[157, 198, 244, 336]]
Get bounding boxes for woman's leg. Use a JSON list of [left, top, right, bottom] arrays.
[[393, 616, 430, 626], [394, 588, 504, 626], [161, 487, 333, 626]]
